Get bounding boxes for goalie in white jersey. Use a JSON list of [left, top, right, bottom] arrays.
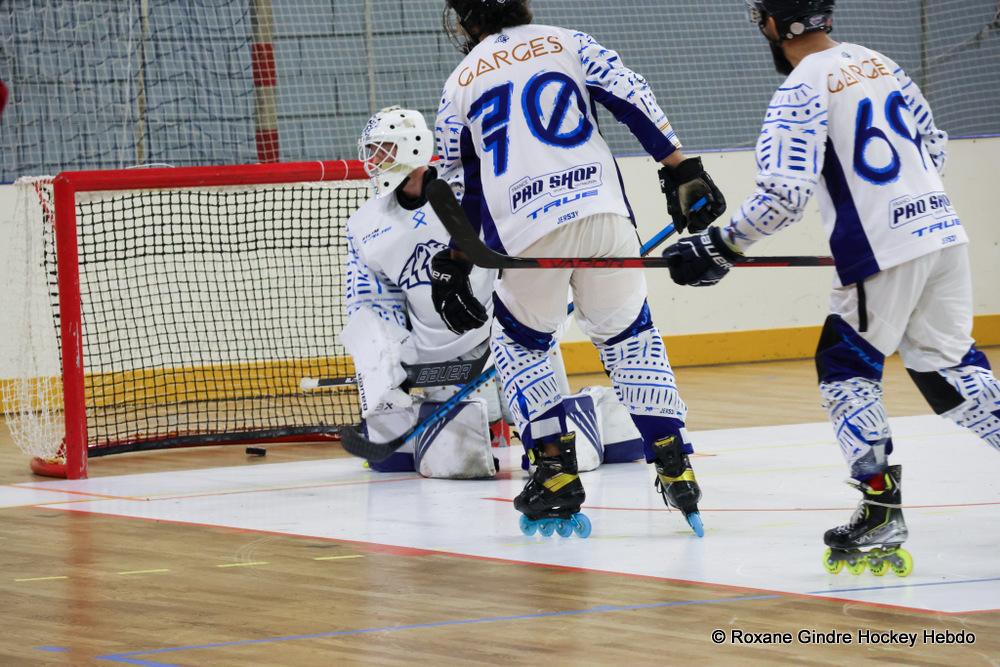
[[431, 0, 728, 537], [663, 0, 999, 573], [344, 106, 506, 478]]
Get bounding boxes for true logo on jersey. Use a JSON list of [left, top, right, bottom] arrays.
[[889, 191, 960, 238], [526, 189, 599, 221], [510, 163, 602, 213], [398, 240, 448, 289]]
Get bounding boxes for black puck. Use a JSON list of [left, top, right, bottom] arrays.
[[245, 447, 267, 457]]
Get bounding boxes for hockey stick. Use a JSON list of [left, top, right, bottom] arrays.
[[426, 179, 835, 269], [301, 350, 490, 391], [339, 367, 498, 463]]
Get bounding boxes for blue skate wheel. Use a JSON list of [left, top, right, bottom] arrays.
[[539, 520, 556, 537], [572, 513, 592, 539], [519, 515, 537, 536], [687, 512, 705, 538], [556, 520, 574, 538]]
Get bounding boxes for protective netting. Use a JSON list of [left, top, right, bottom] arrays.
[[1, 1, 998, 180], [5, 177, 367, 459], [1, 178, 64, 462]]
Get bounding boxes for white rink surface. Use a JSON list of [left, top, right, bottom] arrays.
[[14, 414, 1000, 615]]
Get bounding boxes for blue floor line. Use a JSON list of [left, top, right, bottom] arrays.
[[94, 593, 779, 665], [808, 575, 1000, 596]]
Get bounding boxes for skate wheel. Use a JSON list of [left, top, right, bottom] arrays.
[[891, 548, 913, 577], [519, 515, 537, 536], [868, 557, 889, 577], [686, 512, 705, 538], [846, 558, 867, 576], [538, 520, 556, 537], [556, 520, 574, 538], [822, 548, 844, 575], [572, 513, 592, 539]]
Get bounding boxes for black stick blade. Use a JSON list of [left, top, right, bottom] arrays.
[[339, 425, 405, 464]]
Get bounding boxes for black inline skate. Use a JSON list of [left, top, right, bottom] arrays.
[[652, 435, 704, 537], [514, 433, 591, 538], [823, 464, 912, 577]]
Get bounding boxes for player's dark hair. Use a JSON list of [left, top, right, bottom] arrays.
[[444, 0, 533, 53]]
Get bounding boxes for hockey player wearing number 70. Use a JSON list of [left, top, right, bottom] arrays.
[[431, 0, 728, 538], [662, 0, 1000, 574]]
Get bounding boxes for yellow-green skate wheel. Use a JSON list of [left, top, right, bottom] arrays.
[[891, 548, 913, 577], [846, 558, 867, 575], [868, 557, 889, 577], [822, 548, 843, 574]]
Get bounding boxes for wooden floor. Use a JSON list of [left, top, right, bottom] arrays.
[[2, 351, 997, 665]]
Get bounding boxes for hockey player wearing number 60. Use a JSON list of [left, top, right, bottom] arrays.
[[432, 0, 728, 538], [662, 0, 1000, 574]]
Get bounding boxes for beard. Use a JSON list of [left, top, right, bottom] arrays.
[[769, 40, 794, 76]]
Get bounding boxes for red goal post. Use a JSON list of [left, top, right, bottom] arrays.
[[11, 160, 370, 479]]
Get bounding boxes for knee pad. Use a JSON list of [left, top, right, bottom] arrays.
[[815, 315, 885, 384], [909, 347, 1000, 450], [820, 378, 893, 478], [598, 324, 687, 422]]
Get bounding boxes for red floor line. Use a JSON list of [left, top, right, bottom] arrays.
[[16, 474, 423, 505], [6, 484, 148, 502], [34, 504, 996, 618]]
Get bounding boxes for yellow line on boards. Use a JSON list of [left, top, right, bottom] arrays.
[[117, 569, 171, 575], [313, 555, 364, 561], [15, 575, 69, 582], [560, 313, 1000, 374], [216, 561, 269, 568]]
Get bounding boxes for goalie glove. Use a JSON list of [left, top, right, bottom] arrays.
[[658, 157, 727, 234], [430, 250, 489, 335], [661, 226, 743, 287]]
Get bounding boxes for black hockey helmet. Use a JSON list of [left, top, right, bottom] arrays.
[[746, 0, 835, 41], [443, 0, 533, 53]]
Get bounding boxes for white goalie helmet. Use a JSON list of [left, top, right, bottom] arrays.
[[358, 106, 434, 198]]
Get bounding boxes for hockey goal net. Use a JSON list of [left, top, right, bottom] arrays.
[[3, 161, 369, 479]]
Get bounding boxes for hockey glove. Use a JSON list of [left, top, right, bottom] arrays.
[[658, 157, 727, 234], [430, 250, 489, 334], [661, 226, 742, 287]]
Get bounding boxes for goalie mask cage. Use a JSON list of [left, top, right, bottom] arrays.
[[6, 161, 370, 479]]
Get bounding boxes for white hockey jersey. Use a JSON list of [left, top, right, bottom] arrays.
[[345, 185, 497, 363], [435, 24, 682, 255], [723, 43, 966, 287]]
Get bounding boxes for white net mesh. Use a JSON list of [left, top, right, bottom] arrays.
[[1, 178, 64, 461], [1, 0, 998, 181]]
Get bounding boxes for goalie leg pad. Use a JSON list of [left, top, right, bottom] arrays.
[[424, 349, 505, 424], [363, 407, 418, 473], [564, 392, 603, 472], [909, 347, 1000, 451], [413, 399, 497, 479], [580, 386, 644, 463]]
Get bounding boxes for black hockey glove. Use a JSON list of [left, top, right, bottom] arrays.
[[658, 157, 727, 234], [661, 226, 742, 287], [430, 249, 489, 334]]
